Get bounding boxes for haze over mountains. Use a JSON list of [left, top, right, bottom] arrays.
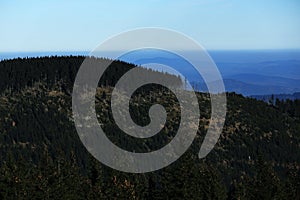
[[119, 49, 300, 96], [1, 50, 300, 96], [222, 73, 300, 96]]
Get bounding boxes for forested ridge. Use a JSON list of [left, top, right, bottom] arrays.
[[0, 57, 299, 199]]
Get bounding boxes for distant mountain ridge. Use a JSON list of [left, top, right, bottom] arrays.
[[225, 73, 300, 88], [193, 78, 300, 96], [223, 79, 298, 96], [222, 73, 300, 96], [1, 51, 299, 97], [251, 92, 300, 102], [118, 49, 300, 96]]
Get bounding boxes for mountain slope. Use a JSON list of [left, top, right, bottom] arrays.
[[0, 57, 299, 199]]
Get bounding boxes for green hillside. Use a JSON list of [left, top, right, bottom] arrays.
[[0, 57, 299, 199]]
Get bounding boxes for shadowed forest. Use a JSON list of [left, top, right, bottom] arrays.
[[0, 57, 299, 199]]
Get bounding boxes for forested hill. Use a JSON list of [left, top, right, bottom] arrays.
[[0, 56, 182, 92], [0, 57, 299, 199]]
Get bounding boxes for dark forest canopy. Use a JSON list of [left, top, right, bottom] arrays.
[[0, 56, 299, 199], [0, 56, 182, 92]]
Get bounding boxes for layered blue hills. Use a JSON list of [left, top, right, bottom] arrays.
[[1, 50, 300, 97]]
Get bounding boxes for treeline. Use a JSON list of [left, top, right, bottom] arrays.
[[0, 56, 182, 93]]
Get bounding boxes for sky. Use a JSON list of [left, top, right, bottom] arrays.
[[0, 0, 300, 51]]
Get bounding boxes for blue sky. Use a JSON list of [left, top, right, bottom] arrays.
[[1, 0, 299, 51]]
